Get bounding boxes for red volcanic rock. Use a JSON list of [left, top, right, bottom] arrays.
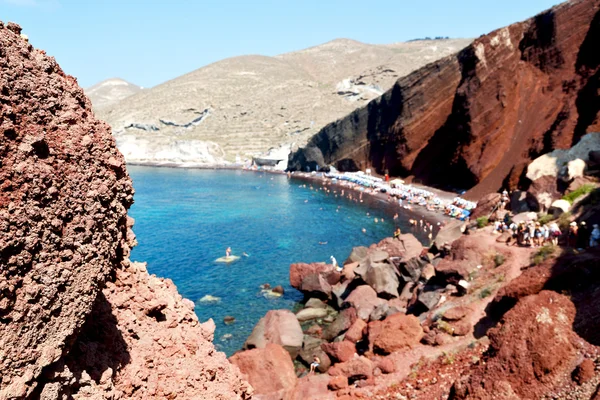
[[321, 341, 357, 363], [322, 307, 358, 341], [435, 235, 489, 282], [344, 319, 368, 343], [0, 22, 136, 398], [374, 357, 396, 374], [301, 273, 333, 297], [244, 309, 303, 358], [374, 234, 423, 261], [573, 359, 595, 385], [451, 291, 580, 399], [290, 374, 335, 400], [443, 306, 472, 321], [39, 262, 252, 399], [0, 20, 252, 400], [290, 0, 600, 198], [470, 193, 502, 220], [344, 285, 386, 321], [230, 343, 297, 396], [328, 356, 374, 381], [368, 313, 423, 354], [528, 175, 561, 211], [290, 262, 335, 288], [328, 375, 349, 390]]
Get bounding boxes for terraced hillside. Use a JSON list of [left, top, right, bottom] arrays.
[[93, 38, 471, 165]]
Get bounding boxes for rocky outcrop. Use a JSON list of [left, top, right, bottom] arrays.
[[0, 22, 134, 398], [289, 0, 600, 198], [0, 23, 251, 399], [244, 309, 304, 358]]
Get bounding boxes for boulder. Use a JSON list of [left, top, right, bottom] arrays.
[[420, 264, 436, 281], [451, 291, 580, 399], [511, 211, 538, 224], [230, 343, 297, 396], [368, 313, 423, 354], [397, 234, 424, 261], [345, 246, 369, 265], [470, 193, 502, 220], [321, 341, 356, 363], [289, 374, 334, 400], [341, 261, 358, 281], [305, 298, 328, 309], [322, 308, 357, 341], [573, 359, 595, 385], [355, 258, 399, 299], [373, 356, 396, 374], [528, 176, 561, 212], [298, 336, 331, 373], [328, 375, 349, 391], [550, 199, 571, 217], [369, 303, 390, 321], [300, 273, 333, 298], [305, 324, 322, 337], [344, 319, 367, 343], [442, 306, 471, 321], [296, 308, 328, 322], [244, 310, 303, 358], [327, 356, 374, 382], [415, 290, 442, 311], [510, 190, 533, 213], [272, 285, 284, 295], [434, 219, 466, 247], [290, 262, 334, 289], [400, 256, 428, 282], [344, 285, 386, 321], [560, 158, 587, 182]]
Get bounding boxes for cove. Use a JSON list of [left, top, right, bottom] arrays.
[[128, 166, 430, 355]]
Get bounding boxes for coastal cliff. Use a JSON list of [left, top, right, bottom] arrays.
[[0, 22, 251, 399], [289, 0, 600, 199]]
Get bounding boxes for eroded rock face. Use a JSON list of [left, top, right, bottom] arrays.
[[451, 291, 579, 399], [289, 0, 600, 198], [0, 22, 134, 398], [0, 23, 252, 399]]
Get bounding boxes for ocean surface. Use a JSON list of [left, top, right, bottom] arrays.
[[128, 166, 430, 355]]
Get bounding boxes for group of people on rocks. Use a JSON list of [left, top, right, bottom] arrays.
[[491, 203, 600, 249]]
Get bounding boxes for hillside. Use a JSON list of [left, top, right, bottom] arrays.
[[289, 0, 600, 198], [85, 78, 143, 110], [93, 38, 471, 165]]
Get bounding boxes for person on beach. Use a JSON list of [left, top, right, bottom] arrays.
[[310, 356, 320, 374], [226, 247, 232, 257]]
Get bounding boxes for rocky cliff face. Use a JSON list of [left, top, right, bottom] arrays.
[[0, 22, 251, 399], [289, 0, 600, 199]]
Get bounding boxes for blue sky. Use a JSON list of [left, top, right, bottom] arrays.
[[1, 0, 562, 88]]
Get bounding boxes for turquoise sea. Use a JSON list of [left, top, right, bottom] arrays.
[[128, 166, 430, 355]]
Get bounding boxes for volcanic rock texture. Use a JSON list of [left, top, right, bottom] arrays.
[[289, 0, 600, 198], [0, 22, 251, 399]]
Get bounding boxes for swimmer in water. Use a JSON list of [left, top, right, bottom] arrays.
[[242, 252, 249, 257], [362, 228, 366, 233]]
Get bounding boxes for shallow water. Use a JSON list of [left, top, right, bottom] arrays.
[[128, 166, 430, 355]]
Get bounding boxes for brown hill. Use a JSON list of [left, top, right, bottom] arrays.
[[289, 0, 600, 199], [93, 38, 471, 164]]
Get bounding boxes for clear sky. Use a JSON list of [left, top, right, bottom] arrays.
[[1, 0, 563, 89]]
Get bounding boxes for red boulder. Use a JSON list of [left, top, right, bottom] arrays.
[[368, 313, 423, 354]]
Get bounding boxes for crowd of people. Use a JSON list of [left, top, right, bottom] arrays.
[[491, 206, 600, 249], [324, 171, 475, 220]]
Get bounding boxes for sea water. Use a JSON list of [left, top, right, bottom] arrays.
[[128, 166, 429, 355]]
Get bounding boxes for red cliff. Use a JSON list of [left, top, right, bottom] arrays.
[[289, 0, 600, 199], [0, 22, 251, 399]]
